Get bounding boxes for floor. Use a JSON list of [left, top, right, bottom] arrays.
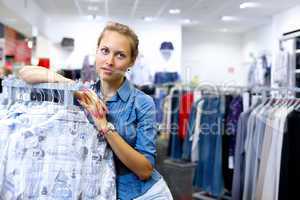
[[156, 136, 196, 200], [155, 135, 233, 200]]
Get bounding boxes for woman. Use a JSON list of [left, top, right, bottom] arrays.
[[19, 21, 173, 200]]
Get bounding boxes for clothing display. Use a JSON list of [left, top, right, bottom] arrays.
[[157, 83, 300, 199], [154, 87, 169, 124], [247, 54, 271, 87], [178, 92, 194, 140], [193, 96, 224, 197], [153, 72, 179, 85], [0, 97, 116, 199], [159, 85, 247, 198], [128, 63, 152, 86], [222, 95, 243, 192], [273, 49, 290, 87], [0, 76, 170, 200], [231, 97, 300, 200], [81, 55, 97, 82], [278, 110, 300, 199]]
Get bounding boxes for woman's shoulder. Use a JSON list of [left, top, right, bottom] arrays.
[[134, 88, 154, 104], [132, 88, 155, 112]]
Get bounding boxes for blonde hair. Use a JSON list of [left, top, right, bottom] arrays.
[[97, 21, 139, 63]]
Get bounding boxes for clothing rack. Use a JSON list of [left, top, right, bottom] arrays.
[[184, 84, 300, 98], [280, 29, 300, 42], [192, 85, 300, 200], [2, 76, 86, 106]]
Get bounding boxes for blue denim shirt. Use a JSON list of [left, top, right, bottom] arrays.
[[92, 79, 161, 200]]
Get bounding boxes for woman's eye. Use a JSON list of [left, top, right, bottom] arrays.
[[101, 48, 109, 55], [117, 53, 126, 59]]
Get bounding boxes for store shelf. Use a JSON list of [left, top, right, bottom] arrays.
[[296, 49, 300, 54], [295, 69, 300, 73]]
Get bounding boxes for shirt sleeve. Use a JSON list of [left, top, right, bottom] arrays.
[[134, 94, 157, 166]]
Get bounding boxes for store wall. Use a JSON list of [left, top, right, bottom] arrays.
[[133, 22, 181, 74], [1, 0, 47, 36], [241, 4, 300, 86], [34, 35, 69, 71], [241, 4, 300, 59], [182, 28, 245, 86], [42, 17, 182, 73], [272, 4, 300, 46], [242, 24, 273, 62], [42, 18, 103, 70]]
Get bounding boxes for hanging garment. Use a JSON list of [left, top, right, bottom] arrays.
[[153, 72, 179, 85], [223, 95, 243, 192], [0, 106, 116, 200], [193, 96, 224, 197], [128, 63, 152, 86], [231, 100, 261, 200], [273, 50, 290, 87], [242, 101, 277, 200], [260, 105, 292, 200], [168, 89, 183, 160], [81, 55, 97, 82], [278, 110, 300, 200], [191, 100, 204, 162], [154, 87, 169, 124], [178, 92, 194, 140], [181, 99, 202, 162]]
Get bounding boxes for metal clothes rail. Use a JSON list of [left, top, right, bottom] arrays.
[[2, 76, 87, 106]]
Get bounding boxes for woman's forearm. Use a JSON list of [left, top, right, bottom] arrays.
[[19, 65, 73, 84], [105, 131, 153, 180], [77, 90, 154, 180]]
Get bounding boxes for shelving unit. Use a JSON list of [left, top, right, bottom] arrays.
[[280, 30, 300, 97]]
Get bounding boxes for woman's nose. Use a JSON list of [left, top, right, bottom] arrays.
[[106, 54, 114, 66]]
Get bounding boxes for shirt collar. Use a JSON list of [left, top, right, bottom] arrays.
[[116, 78, 132, 102], [94, 78, 133, 102]]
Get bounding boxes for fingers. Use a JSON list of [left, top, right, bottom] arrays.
[[76, 88, 108, 119], [98, 98, 109, 113], [82, 89, 108, 113]]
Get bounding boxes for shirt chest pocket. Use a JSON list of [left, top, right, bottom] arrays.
[[116, 110, 137, 144]]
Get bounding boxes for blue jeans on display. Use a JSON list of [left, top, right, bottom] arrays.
[[193, 96, 224, 197], [154, 72, 179, 85], [154, 90, 168, 124], [169, 89, 183, 160]]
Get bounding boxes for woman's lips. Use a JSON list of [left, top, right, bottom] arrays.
[[101, 67, 113, 75]]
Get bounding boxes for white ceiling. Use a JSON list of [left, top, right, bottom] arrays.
[[32, 0, 300, 32], [0, 0, 33, 36], [1, 0, 300, 36]]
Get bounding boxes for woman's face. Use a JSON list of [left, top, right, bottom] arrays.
[[96, 30, 133, 82]]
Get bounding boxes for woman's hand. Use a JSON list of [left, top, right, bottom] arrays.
[[75, 89, 109, 132]]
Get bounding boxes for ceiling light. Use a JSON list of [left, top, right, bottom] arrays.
[[240, 2, 261, 9], [85, 0, 103, 2], [169, 9, 181, 14], [83, 15, 102, 21], [182, 19, 191, 24], [143, 17, 155, 22], [220, 28, 229, 32], [88, 6, 98, 11], [180, 19, 199, 25], [221, 16, 239, 22]]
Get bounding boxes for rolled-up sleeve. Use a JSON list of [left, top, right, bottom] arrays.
[[134, 95, 157, 166]]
